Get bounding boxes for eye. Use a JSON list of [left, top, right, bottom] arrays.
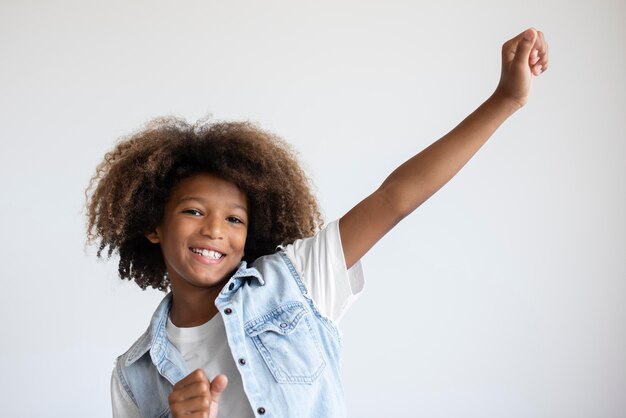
[[182, 209, 203, 216], [226, 216, 244, 224]]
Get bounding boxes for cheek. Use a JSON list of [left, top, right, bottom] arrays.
[[237, 230, 248, 253]]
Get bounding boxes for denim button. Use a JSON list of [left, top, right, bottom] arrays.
[[279, 322, 288, 328], [238, 358, 246, 365], [224, 308, 232, 315], [257, 407, 266, 415], [228, 283, 235, 291]]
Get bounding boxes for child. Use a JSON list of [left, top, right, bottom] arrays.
[[86, 28, 548, 418]]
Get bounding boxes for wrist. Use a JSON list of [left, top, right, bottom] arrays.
[[489, 89, 526, 115]]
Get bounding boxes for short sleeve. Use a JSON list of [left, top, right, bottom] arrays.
[[282, 219, 365, 324], [111, 363, 142, 418]]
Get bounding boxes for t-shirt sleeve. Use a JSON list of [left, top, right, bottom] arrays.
[[282, 219, 365, 324], [111, 363, 142, 418]]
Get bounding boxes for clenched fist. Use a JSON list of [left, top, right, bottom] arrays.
[[168, 369, 228, 418], [495, 28, 549, 109]]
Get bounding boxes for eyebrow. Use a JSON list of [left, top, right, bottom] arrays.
[[178, 196, 248, 213]]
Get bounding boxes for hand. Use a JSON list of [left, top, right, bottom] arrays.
[[494, 28, 549, 109], [168, 369, 228, 418]]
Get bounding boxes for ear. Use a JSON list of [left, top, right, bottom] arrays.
[[145, 228, 161, 244]]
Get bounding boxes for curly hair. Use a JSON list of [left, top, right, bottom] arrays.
[[86, 116, 323, 291]]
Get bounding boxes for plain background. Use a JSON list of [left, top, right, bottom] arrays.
[[1, 0, 624, 417]]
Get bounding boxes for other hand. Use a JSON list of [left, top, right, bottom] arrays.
[[168, 369, 228, 418], [494, 28, 549, 109]]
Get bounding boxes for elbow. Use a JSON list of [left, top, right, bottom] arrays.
[[376, 185, 416, 223]]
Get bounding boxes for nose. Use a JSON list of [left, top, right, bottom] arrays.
[[200, 215, 223, 239]]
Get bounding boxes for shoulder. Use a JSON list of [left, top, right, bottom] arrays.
[[282, 219, 364, 291], [281, 220, 342, 268], [279, 220, 366, 324], [116, 293, 172, 367], [117, 329, 151, 368]]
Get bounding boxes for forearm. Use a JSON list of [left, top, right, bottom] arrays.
[[379, 92, 520, 218]]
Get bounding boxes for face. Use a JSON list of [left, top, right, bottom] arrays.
[[146, 173, 248, 291]]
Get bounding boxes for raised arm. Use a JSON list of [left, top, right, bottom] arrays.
[[339, 28, 549, 268]]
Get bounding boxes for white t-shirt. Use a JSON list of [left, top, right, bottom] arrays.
[[111, 220, 365, 417]]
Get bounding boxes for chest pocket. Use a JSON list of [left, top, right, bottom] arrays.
[[245, 301, 326, 384]]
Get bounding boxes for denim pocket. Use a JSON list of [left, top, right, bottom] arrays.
[[245, 301, 326, 384]]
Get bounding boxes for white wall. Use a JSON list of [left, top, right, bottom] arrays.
[[1, 0, 624, 417]]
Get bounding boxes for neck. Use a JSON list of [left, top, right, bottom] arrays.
[[168, 279, 227, 327]]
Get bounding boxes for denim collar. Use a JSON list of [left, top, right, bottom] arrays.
[[124, 261, 263, 366]]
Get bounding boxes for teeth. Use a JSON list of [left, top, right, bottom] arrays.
[[192, 248, 223, 259]]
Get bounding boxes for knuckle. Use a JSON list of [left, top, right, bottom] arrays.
[[201, 397, 211, 409], [198, 381, 210, 393], [170, 404, 183, 415]]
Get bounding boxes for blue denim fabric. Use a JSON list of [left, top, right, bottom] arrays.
[[115, 251, 346, 418]]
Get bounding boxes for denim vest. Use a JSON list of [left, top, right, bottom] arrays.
[[115, 251, 346, 418]]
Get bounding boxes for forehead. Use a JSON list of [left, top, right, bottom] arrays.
[[170, 173, 248, 208]]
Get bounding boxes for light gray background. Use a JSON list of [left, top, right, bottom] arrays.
[[1, 0, 624, 417]]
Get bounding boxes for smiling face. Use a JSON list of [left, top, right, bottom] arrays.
[[146, 173, 248, 291]]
